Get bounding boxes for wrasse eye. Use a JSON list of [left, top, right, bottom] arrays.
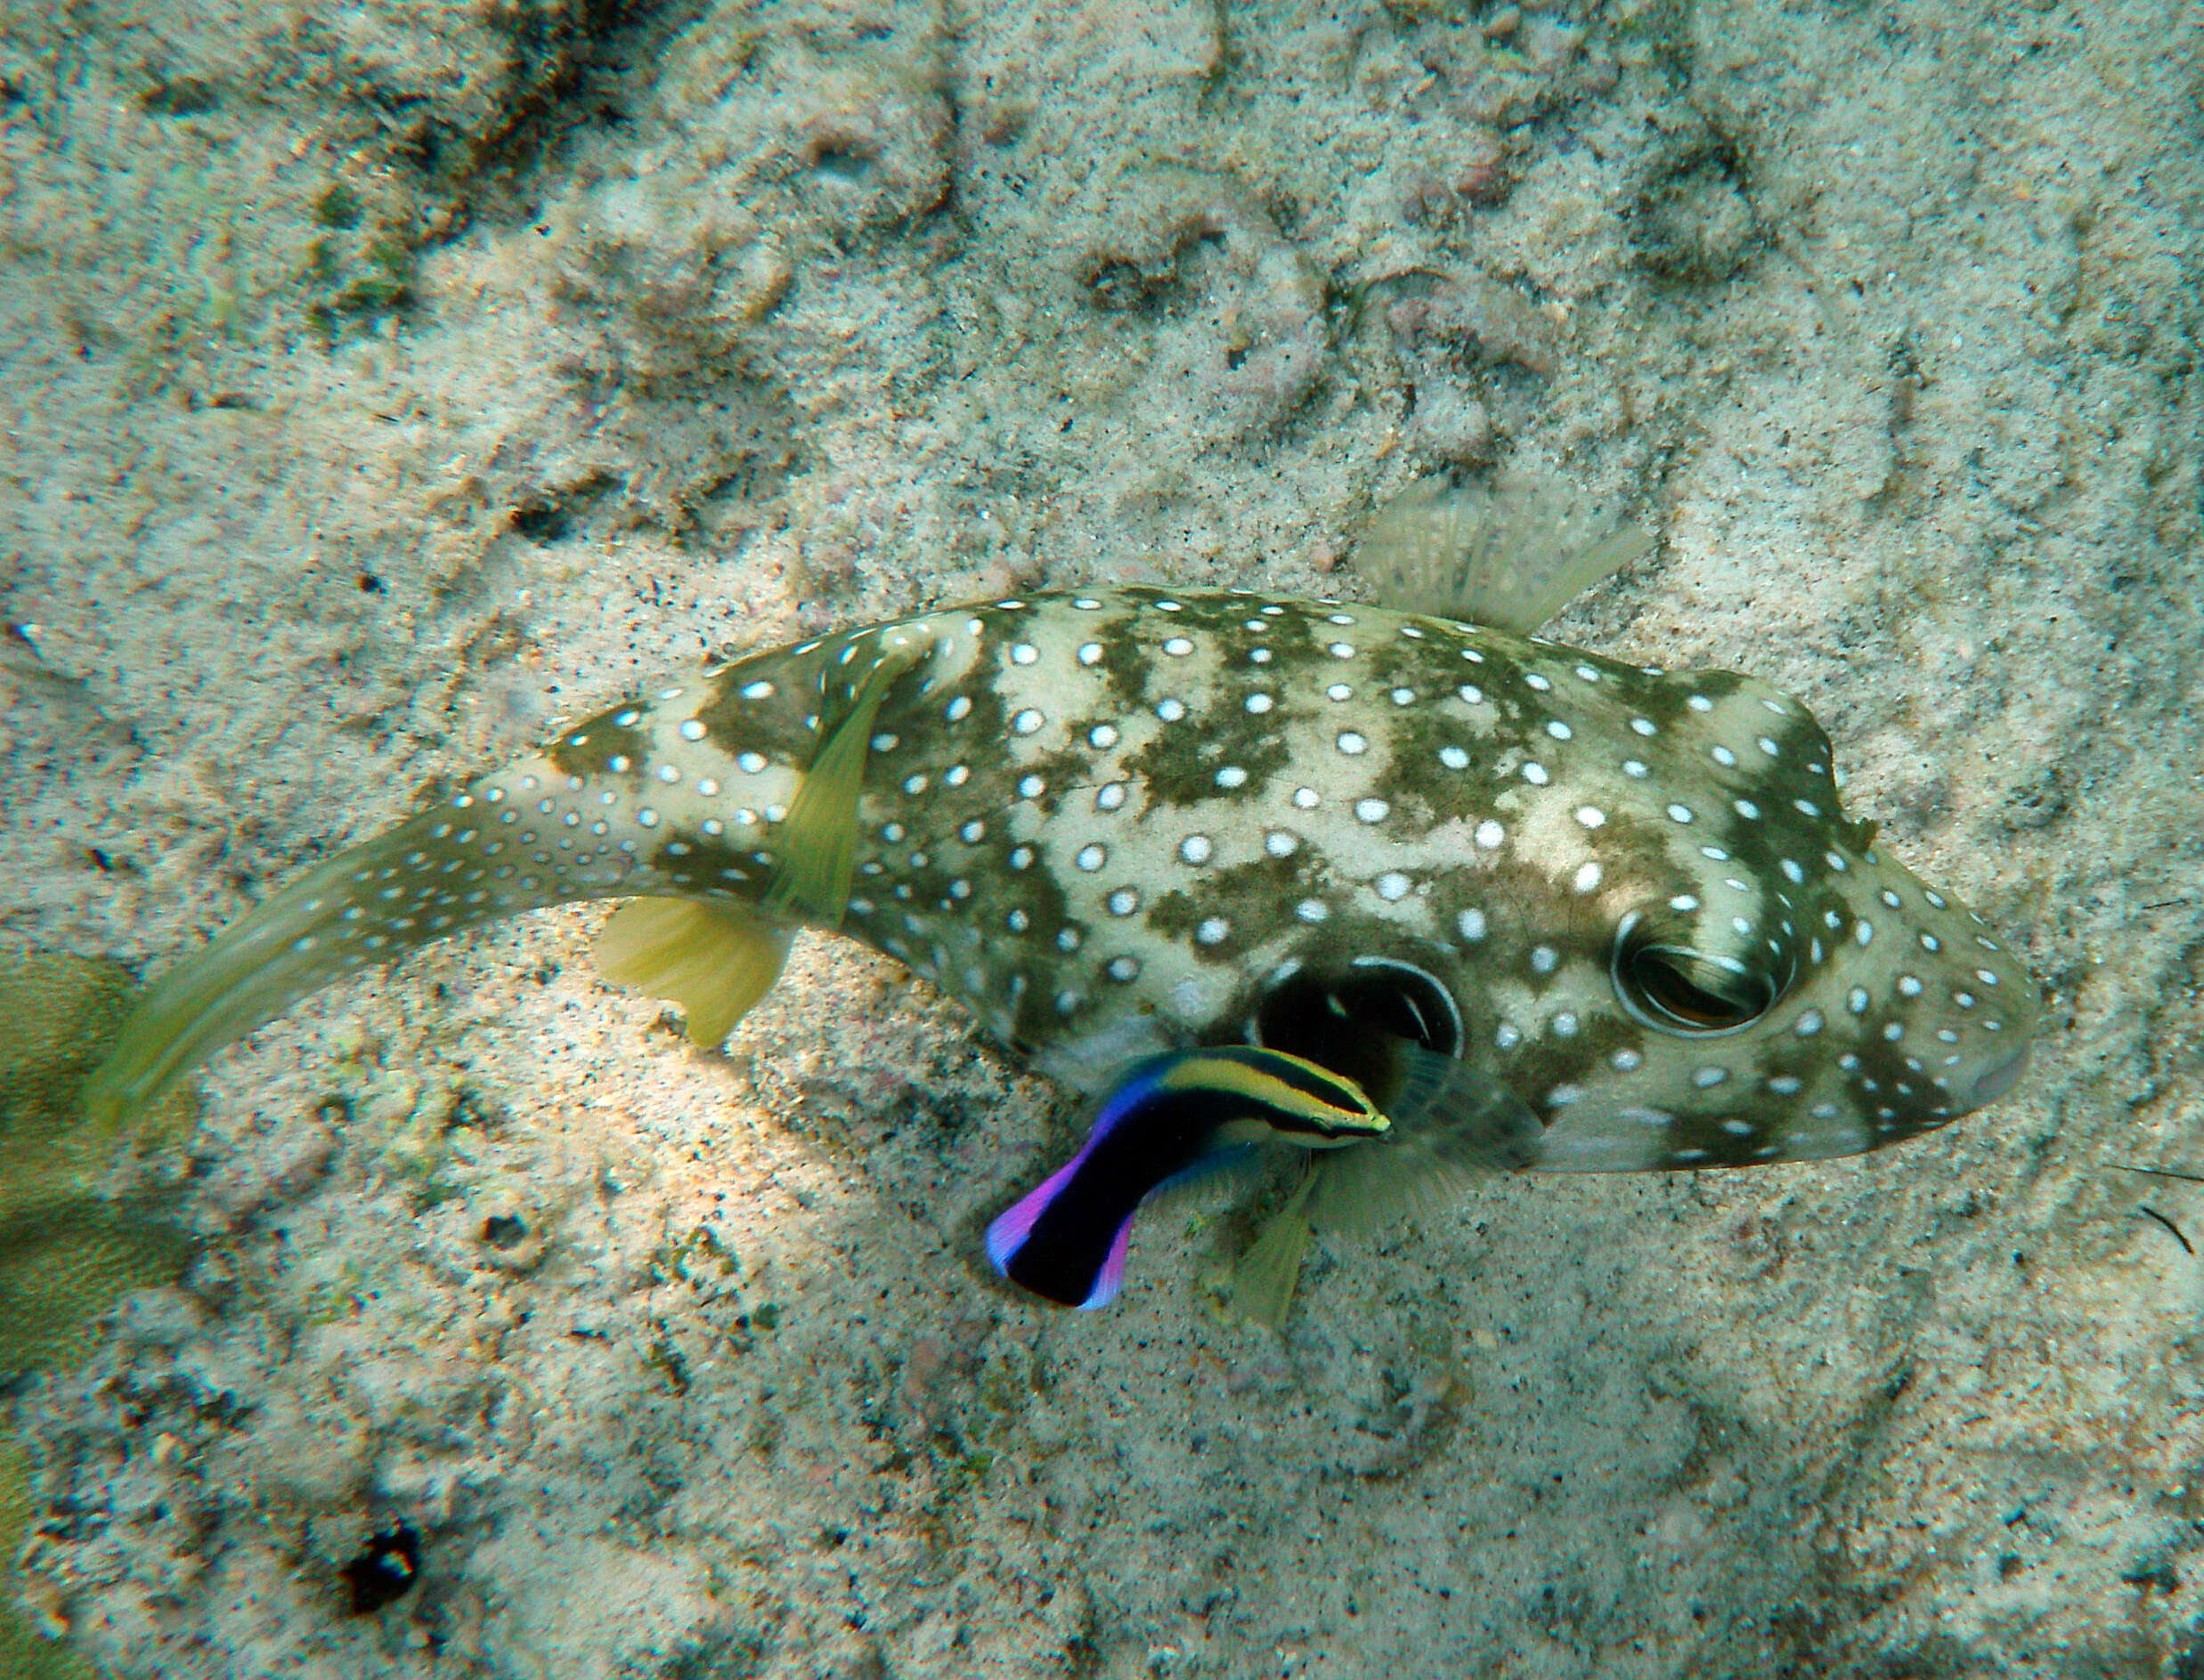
[[1613, 923, 1777, 1036]]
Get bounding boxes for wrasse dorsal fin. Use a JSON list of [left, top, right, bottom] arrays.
[[1354, 466, 1653, 633], [591, 898, 793, 1048], [759, 633, 931, 929]]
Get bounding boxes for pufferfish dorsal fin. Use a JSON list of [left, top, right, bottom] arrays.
[[592, 898, 794, 1048], [592, 631, 931, 1047], [1354, 465, 1655, 633], [760, 632, 932, 929]]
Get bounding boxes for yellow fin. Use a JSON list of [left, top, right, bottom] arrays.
[[1355, 466, 1654, 633], [592, 898, 793, 1048], [1225, 1171, 1317, 1330], [760, 637, 929, 928]]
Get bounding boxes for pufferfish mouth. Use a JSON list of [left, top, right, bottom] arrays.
[[1965, 1041, 2032, 1112]]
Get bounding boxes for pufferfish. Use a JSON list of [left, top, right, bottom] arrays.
[[83, 480, 2038, 1318]]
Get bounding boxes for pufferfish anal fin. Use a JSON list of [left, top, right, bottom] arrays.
[[592, 898, 794, 1049], [598, 629, 935, 1040], [1354, 465, 1655, 634]]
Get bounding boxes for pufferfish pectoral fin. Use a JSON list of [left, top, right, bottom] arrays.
[[1226, 1049, 1542, 1328], [987, 1047, 1389, 1311], [1355, 466, 1654, 634], [1223, 1167, 1319, 1331], [592, 898, 794, 1048], [1306, 1044, 1543, 1231]]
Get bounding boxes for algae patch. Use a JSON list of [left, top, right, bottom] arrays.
[[0, 947, 196, 1678]]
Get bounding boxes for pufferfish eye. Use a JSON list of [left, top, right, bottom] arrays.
[[1613, 913, 1780, 1036]]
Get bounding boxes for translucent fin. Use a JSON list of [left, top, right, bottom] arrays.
[[1309, 1048, 1541, 1233], [1355, 466, 1654, 633], [760, 640, 928, 929], [592, 897, 794, 1048], [1225, 1170, 1317, 1330]]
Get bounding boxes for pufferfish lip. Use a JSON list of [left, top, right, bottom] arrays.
[[1965, 1041, 2032, 1112]]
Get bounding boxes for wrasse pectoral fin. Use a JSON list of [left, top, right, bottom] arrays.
[[1222, 1168, 1317, 1331], [1354, 466, 1654, 634], [987, 1047, 1387, 1311], [591, 898, 794, 1048]]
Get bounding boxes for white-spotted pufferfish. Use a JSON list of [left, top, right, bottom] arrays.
[[85, 482, 2038, 1317]]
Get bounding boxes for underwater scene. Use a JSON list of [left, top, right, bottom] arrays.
[[2, 0, 2199, 1675]]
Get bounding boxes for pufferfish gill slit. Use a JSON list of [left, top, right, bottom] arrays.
[[83, 473, 2040, 1318]]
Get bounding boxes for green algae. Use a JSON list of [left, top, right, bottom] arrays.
[[0, 946, 196, 1679]]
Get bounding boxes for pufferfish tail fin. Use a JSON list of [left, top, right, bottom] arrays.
[[79, 805, 542, 1134], [1356, 464, 1654, 633]]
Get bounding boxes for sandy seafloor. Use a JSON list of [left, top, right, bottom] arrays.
[[2, 0, 2201, 1675]]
